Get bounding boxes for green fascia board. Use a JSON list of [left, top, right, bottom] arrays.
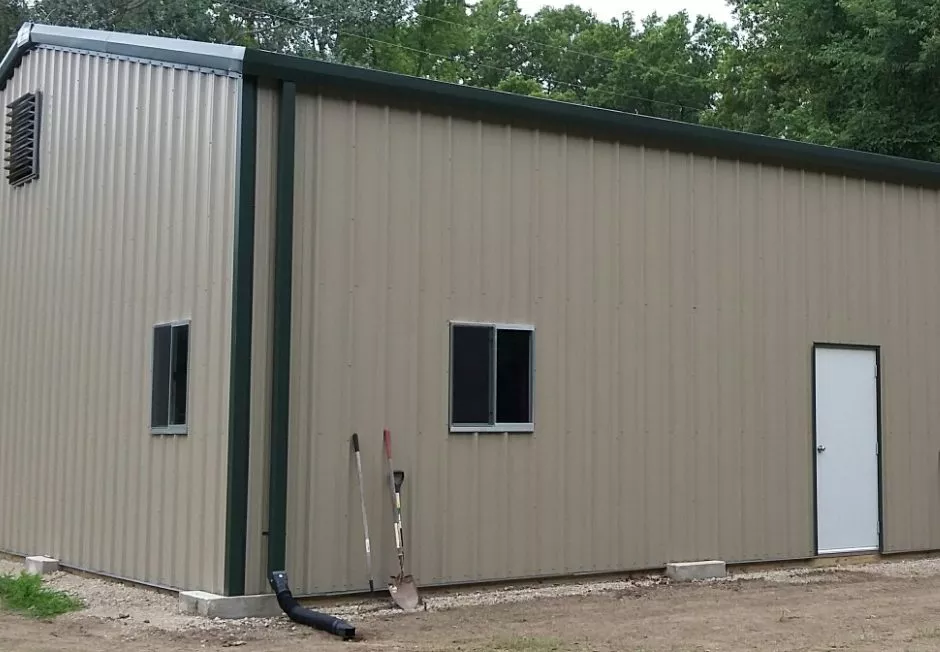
[[4, 20, 940, 186], [241, 48, 940, 189], [4, 21, 940, 187]]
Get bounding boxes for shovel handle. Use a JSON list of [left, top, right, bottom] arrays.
[[384, 428, 405, 553], [351, 433, 374, 592]]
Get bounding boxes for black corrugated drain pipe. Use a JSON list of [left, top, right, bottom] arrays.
[[261, 79, 355, 642], [269, 570, 356, 640]]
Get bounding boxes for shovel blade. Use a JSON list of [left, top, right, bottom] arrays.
[[388, 574, 420, 611]]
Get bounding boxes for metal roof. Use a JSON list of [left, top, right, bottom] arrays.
[[5, 21, 940, 187], [0, 23, 245, 86]]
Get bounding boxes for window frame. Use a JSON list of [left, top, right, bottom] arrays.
[[448, 320, 535, 434], [150, 319, 192, 436]]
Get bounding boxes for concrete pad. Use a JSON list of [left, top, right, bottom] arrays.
[[666, 560, 727, 582], [24, 556, 59, 576], [179, 590, 282, 619]]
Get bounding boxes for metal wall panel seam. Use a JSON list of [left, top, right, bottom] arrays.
[[224, 75, 258, 597], [267, 80, 296, 576]]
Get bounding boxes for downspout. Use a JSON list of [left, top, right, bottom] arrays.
[[264, 77, 356, 641], [224, 74, 258, 598], [266, 79, 295, 576]]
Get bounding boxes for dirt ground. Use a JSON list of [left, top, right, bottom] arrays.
[[6, 558, 940, 651]]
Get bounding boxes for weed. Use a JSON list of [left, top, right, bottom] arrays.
[[912, 626, 940, 640], [0, 571, 84, 619], [484, 636, 566, 651]]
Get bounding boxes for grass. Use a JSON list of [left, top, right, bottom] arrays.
[[483, 636, 566, 651], [912, 626, 940, 640], [0, 571, 84, 619]]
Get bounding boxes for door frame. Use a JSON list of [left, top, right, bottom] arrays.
[[811, 342, 885, 556]]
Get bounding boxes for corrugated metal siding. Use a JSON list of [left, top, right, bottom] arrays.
[[283, 91, 940, 595], [0, 47, 239, 593], [245, 83, 278, 596]]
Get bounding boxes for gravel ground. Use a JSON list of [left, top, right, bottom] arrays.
[[1, 556, 680, 630], [5, 553, 940, 650], [0, 557, 289, 639]]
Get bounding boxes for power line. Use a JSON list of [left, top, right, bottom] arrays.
[[407, 8, 710, 87], [218, 1, 705, 116], [226, 0, 713, 90]]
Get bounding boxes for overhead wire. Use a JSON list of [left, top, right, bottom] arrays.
[[406, 7, 712, 87], [217, 0, 707, 116]]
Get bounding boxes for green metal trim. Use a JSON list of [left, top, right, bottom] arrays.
[[6, 22, 940, 188], [267, 80, 296, 575], [7, 21, 940, 188], [241, 48, 940, 189], [224, 76, 258, 597]]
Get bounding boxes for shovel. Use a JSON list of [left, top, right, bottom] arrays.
[[383, 428, 420, 610]]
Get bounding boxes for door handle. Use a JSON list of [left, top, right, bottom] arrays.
[[817, 445, 826, 453]]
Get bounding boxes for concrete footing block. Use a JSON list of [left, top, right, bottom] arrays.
[[179, 590, 282, 619], [666, 560, 727, 581], [24, 556, 60, 576]]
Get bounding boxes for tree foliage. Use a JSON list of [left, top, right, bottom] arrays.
[[25, 0, 312, 51], [2, 0, 940, 162], [0, 0, 27, 51], [705, 0, 940, 161]]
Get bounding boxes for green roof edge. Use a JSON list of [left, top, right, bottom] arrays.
[[4, 22, 940, 187], [242, 47, 940, 188]]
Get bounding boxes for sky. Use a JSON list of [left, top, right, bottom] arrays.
[[515, 0, 736, 25]]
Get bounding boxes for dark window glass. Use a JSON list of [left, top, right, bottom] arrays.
[[151, 325, 171, 429], [451, 325, 492, 425], [496, 329, 532, 424], [170, 324, 189, 426], [152, 322, 190, 433]]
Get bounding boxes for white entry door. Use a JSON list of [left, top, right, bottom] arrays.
[[814, 346, 881, 555]]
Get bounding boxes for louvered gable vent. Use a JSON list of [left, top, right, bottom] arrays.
[[4, 91, 41, 187]]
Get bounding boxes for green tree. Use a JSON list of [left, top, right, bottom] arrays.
[[463, 0, 530, 88], [706, 0, 940, 161], [402, 0, 470, 80], [523, 5, 610, 99], [30, 0, 311, 52], [0, 0, 28, 52], [313, 0, 417, 66], [590, 12, 731, 122]]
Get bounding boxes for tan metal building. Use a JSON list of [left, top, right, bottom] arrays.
[[4, 22, 940, 599]]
